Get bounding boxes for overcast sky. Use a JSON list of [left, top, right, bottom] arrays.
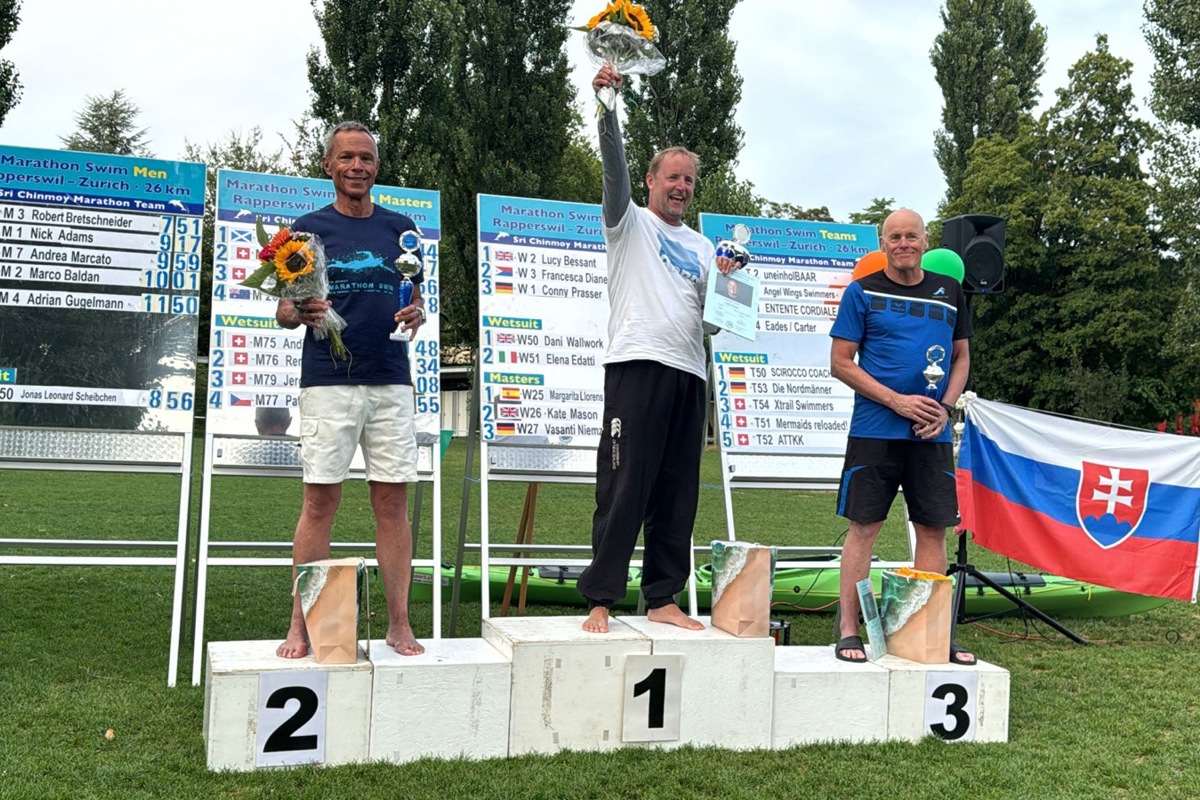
[[1, 1, 1153, 223]]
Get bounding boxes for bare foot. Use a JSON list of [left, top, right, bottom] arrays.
[[386, 624, 425, 656], [582, 606, 610, 633], [276, 626, 309, 659], [646, 604, 704, 630]]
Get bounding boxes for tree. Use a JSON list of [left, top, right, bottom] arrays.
[[306, 0, 577, 344], [622, 0, 744, 228], [848, 198, 895, 230], [0, 0, 21, 127], [1145, 0, 1200, 126], [61, 89, 153, 156], [949, 36, 1167, 425], [930, 0, 1046, 206]]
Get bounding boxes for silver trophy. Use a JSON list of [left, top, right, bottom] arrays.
[[923, 345, 946, 395], [389, 229, 423, 342], [715, 223, 752, 268]]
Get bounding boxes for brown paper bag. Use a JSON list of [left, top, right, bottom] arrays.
[[710, 541, 776, 638], [296, 557, 363, 664], [879, 568, 952, 664]]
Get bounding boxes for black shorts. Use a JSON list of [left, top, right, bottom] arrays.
[[836, 437, 959, 528]]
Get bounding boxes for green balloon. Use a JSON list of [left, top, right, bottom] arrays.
[[922, 248, 964, 282]]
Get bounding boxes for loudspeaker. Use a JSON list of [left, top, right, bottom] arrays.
[[940, 214, 1006, 294]]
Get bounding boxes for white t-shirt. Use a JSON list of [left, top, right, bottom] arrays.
[[604, 203, 715, 380]]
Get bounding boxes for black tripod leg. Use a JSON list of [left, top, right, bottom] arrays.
[[948, 534, 1087, 645]]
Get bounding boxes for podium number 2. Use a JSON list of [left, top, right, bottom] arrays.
[[924, 672, 979, 742], [622, 654, 682, 742], [256, 671, 329, 767]]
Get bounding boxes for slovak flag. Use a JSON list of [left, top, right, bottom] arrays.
[[957, 398, 1200, 602]]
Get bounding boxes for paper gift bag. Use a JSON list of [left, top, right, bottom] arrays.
[[295, 556, 364, 664], [710, 541, 777, 638], [879, 567, 952, 664]]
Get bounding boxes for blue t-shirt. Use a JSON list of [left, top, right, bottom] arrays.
[[293, 204, 424, 387], [830, 270, 971, 442]]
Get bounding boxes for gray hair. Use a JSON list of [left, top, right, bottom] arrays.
[[323, 121, 378, 159]]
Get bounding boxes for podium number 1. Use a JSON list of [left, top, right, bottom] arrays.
[[622, 654, 682, 742], [256, 671, 329, 767]]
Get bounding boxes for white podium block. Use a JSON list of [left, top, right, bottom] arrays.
[[771, 646, 890, 746], [203, 640, 373, 771], [621, 616, 774, 750], [368, 638, 512, 763], [881, 655, 1010, 743], [482, 616, 651, 755]]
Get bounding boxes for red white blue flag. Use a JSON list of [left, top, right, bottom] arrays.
[[957, 398, 1200, 601]]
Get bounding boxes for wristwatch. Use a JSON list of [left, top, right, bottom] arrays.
[[940, 402, 956, 417], [413, 304, 427, 324]]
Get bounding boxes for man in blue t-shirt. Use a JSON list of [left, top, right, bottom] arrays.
[[275, 121, 427, 660], [829, 208, 974, 665]]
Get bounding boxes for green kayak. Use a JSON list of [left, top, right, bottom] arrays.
[[412, 559, 1170, 618]]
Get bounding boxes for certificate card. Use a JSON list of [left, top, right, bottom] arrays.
[[703, 268, 760, 341]]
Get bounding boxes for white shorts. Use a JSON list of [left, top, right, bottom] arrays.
[[298, 384, 417, 484]]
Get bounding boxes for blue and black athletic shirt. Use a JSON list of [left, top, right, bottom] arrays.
[[293, 204, 424, 388], [830, 270, 971, 442]]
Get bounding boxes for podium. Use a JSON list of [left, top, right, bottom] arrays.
[[204, 619, 1010, 770]]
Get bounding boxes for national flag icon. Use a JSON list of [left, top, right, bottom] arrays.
[[500, 387, 521, 402], [498, 351, 518, 363], [734, 398, 746, 410], [231, 335, 246, 347], [229, 228, 253, 243], [729, 367, 746, 379], [496, 264, 513, 277], [229, 288, 251, 300], [496, 332, 516, 344], [735, 416, 747, 428], [232, 267, 247, 280], [232, 372, 246, 385], [230, 393, 253, 407], [496, 282, 513, 294], [497, 422, 516, 435], [499, 405, 521, 419], [235, 246, 251, 260], [737, 433, 749, 446], [495, 251, 514, 261], [234, 352, 249, 365], [731, 382, 747, 394]]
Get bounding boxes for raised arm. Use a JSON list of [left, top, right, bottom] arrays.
[[594, 65, 631, 227]]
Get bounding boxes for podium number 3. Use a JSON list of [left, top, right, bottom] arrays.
[[622, 654, 682, 742], [924, 672, 979, 742]]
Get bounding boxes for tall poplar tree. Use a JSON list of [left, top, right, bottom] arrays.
[[306, 0, 576, 343], [950, 36, 1166, 424], [930, 0, 1046, 206], [0, 0, 21, 127], [622, 0, 744, 227]]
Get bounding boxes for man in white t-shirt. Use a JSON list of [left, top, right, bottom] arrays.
[[577, 64, 738, 633]]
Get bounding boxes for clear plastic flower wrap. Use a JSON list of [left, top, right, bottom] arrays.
[[241, 220, 349, 360], [576, 2, 666, 113]]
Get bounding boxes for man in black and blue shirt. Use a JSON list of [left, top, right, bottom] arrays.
[[829, 208, 973, 665]]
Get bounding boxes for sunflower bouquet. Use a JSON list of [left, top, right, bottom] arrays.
[[575, 0, 666, 114], [240, 218, 349, 359]]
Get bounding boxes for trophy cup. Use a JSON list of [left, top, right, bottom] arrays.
[[923, 345, 946, 396], [389, 229, 423, 342], [715, 223, 752, 268]]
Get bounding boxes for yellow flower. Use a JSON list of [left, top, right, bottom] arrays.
[[586, 1, 623, 29], [273, 239, 314, 282], [623, 2, 656, 41]]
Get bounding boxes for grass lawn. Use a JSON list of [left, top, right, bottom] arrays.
[[1, 438, 1198, 799]]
